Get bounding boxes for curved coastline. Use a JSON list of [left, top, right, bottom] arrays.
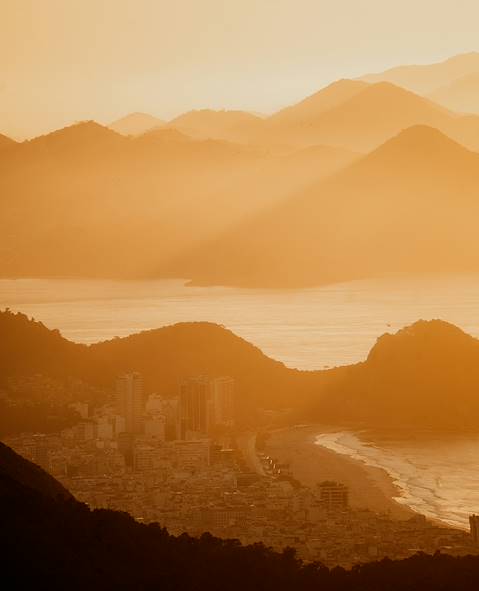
[[314, 429, 474, 530], [264, 424, 475, 530], [263, 424, 415, 520]]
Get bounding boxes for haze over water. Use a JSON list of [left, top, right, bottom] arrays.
[[3, 273, 479, 369]]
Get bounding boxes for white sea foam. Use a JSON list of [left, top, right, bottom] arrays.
[[315, 431, 479, 529]]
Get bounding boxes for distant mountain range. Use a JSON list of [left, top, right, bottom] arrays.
[[4, 309, 479, 431], [0, 120, 358, 278], [428, 72, 479, 114], [168, 109, 265, 142], [246, 81, 479, 152], [176, 125, 479, 287], [109, 77, 479, 151], [3, 52, 479, 285], [360, 51, 479, 94], [361, 51, 479, 115], [109, 112, 165, 135], [269, 79, 369, 126]]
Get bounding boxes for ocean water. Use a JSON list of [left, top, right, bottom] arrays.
[[315, 431, 479, 529], [3, 274, 479, 370]]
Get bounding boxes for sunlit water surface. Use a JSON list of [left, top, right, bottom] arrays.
[[3, 274, 479, 370]]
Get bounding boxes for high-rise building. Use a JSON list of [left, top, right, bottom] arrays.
[[178, 376, 236, 439], [470, 514, 479, 545], [318, 481, 349, 511], [144, 413, 166, 440], [116, 372, 144, 434], [146, 393, 179, 440], [179, 376, 211, 439], [211, 377, 235, 427]]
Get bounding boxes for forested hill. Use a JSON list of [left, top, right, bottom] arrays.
[[0, 309, 322, 412], [5, 309, 479, 431], [0, 440, 71, 500]]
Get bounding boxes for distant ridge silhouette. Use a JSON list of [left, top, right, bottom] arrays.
[[0, 120, 357, 278], [179, 125, 479, 288], [360, 51, 479, 94], [0, 133, 16, 149], [109, 112, 165, 136], [428, 72, 479, 115], [268, 79, 369, 124], [168, 109, 264, 142], [245, 81, 479, 152]]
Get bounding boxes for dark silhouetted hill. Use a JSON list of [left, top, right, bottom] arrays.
[[0, 309, 89, 382], [5, 311, 479, 431], [0, 441, 71, 500], [0, 310, 318, 418], [2, 439, 479, 589], [315, 320, 479, 429]]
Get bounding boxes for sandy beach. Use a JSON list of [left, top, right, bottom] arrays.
[[263, 425, 415, 519]]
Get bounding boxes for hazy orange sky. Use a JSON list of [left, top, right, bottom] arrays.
[[2, 0, 479, 139]]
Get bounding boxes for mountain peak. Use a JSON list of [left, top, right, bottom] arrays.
[[0, 133, 16, 150], [109, 112, 165, 136], [138, 126, 192, 143], [367, 319, 476, 365], [385, 123, 459, 145], [358, 81, 445, 106], [445, 51, 479, 65], [23, 121, 125, 152], [360, 52, 479, 95], [270, 78, 368, 123], [171, 109, 260, 125], [363, 124, 474, 165]]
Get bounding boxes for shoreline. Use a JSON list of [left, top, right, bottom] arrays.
[[263, 424, 417, 520]]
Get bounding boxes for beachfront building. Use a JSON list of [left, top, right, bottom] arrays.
[[179, 375, 236, 439], [470, 514, 479, 545], [211, 377, 236, 427], [318, 481, 349, 511], [179, 376, 211, 439], [116, 372, 144, 434]]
